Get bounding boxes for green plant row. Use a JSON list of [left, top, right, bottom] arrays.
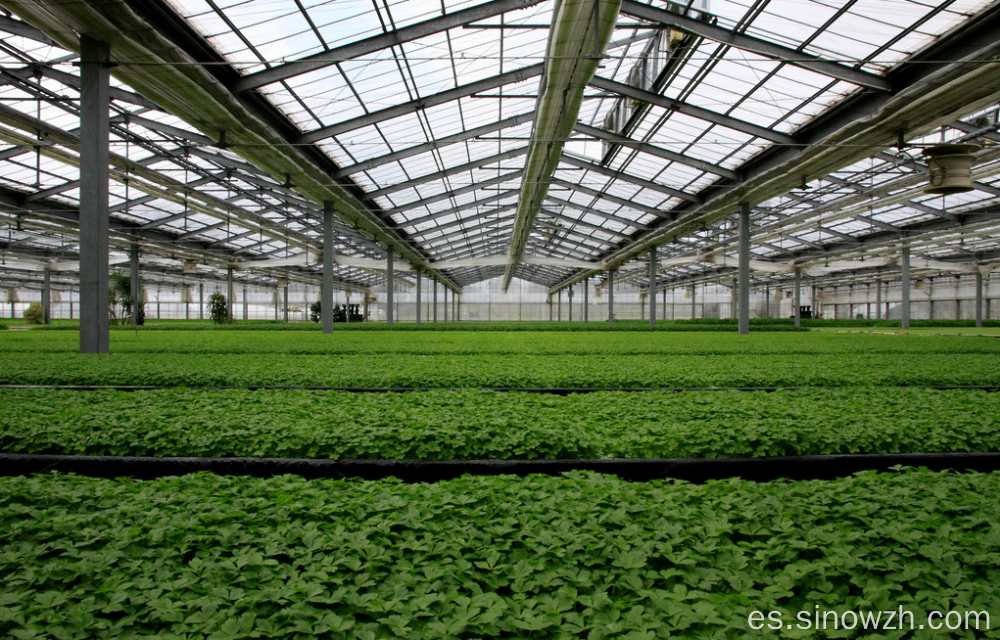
[[4, 330, 1000, 356], [3, 388, 999, 460], [29, 319, 810, 332], [3, 470, 999, 639], [0, 352, 998, 388]]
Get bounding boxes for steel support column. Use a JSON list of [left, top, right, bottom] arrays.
[[876, 279, 882, 320], [607, 271, 615, 324], [738, 202, 750, 335], [764, 285, 770, 319], [794, 268, 801, 327], [42, 268, 51, 325], [415, 273, 421, 325], [584, 278, 589, 322], [433, 281, 438, 322], [976, 270, 984, 328], [901, 247, 911, 330], [691, 285, 696, 319], [322, 201, 334, 334], [199, 283, 204, 320], [79, 35, 111, 353], [129, 247, 139, 325], [648, 248, 657, 327], [242, 287, 248, 321], [443, 287, 448, 322], [386, 251, 394, 326], [283, 285, 289, 323], [568, 288, 573, 322], [557, 290, 562, 322], [227, 266, 234, 321]]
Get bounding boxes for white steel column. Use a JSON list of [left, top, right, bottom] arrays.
[[976, 270, 984, 328], [607, 270, 615, 324], [648, 248, 656, 327], [42, 268, 51, 325], [322, 201, 334, 334], [901, 246, 911, 329], [227, 266, 234, 321], [876, 279, 882, 320], [738, 202, 750, 334], [79, 35, 111, 353], [415, 273, 421, 325], [129, 247, 140, 325], [386, 251, 394, 326], [793, 268, 801, 327]]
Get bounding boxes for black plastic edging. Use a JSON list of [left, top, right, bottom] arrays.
[[0, 384, 998, 393], [3, 452, 1000, 483]]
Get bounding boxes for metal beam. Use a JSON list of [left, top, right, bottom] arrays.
[[333, 112, 534, 179], [542, 197, 648, 234], [558, 154, 699, 204], [395, 191, 517, 229], [298, 64, 545, 145], [382, 170, 523, 217], [406, 204, 518, 238], [0, 14, 56, 45], [547, 177, 665, 218], [234, 0, 546, 92], [365, 146, 529, 201], [620, 0, 892, 92], [572, 122, 740, 180], [590, 75, 798, 146]]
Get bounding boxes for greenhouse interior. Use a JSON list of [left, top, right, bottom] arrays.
[[2, 0, 1000, 637]]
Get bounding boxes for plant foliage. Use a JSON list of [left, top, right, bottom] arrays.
[[208, 293, 231, 325], [2, 388, 998, 460], [2, 470, 1000, 639]]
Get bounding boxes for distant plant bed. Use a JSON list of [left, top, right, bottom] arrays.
[[31, 320, 809, 332], [3, 388, 998, 461], [0, 352, 997, 387], [802, 318, 1000, 328], [2, 469, 999, 640]]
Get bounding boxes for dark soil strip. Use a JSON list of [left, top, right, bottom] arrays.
[[3, 452, 999, 483]]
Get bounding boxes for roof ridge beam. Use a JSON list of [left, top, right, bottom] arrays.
[[620, 0, 891, 92], [298, 64, 545, 145], [233, 0, 546, 93]]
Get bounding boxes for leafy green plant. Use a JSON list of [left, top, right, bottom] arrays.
[[2, 469, 999, 639], [108, 271, 145, 325], [2, 388, 998, 460], [208, 292, 230, 324], [22, 302, 43, 324], [309, 300, 321, 323]]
